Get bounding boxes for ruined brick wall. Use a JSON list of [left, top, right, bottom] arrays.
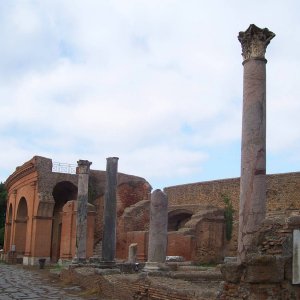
[[164, 172, 300, 213], [61, 267, 208, 300], [164, 172, 300, 256], [89, 170, 151, 259]]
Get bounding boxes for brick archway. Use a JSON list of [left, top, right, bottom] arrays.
[[168, 209, 193, 231], [51, 181, 77, 262], [15, 197, 28, 256]]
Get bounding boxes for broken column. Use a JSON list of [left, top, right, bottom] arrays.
[[237, 24, 275, 262], [101, 157, 119, 266], [128, 243, 138, 263], [145, 189, 168, 270], [75, 160, 92, 262]]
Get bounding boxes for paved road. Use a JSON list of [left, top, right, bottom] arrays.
[[0, 264, 91, 300]]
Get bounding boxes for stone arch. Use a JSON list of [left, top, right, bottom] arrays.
[[14, 197, 28, 255], [168, 209, 193, 231], [50, 181, 77, 262]]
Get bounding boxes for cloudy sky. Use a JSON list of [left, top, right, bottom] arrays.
[[0, 1, 299, 189]]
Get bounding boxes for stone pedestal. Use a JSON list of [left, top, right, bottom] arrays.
[[237, 24, 275, 263], [102, 157, 119, 265], [74, 160, 92, 262], [144, 189, 168, 271], [128, 243, 138, 263]]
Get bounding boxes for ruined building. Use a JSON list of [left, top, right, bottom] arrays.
[[3, 155, 300, 266]]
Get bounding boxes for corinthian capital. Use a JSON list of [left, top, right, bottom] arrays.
[[238, 24, 275, 61]]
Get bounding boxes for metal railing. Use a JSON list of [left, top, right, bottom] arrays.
[[52, 162, 76, 174]]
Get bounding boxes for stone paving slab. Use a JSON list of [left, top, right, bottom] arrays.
[[0, 264, 94, 300]]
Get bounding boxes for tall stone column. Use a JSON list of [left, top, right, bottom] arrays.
[[237, 24, 275, 262], [102, 157, 119, 265], [145, 189, 168, 270], [75, 159, 92, 262]]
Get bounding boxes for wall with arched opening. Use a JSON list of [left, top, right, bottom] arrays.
[[168, 209, 193, 232], [14, 197, 28, 256], [51, 181, 77, 262]]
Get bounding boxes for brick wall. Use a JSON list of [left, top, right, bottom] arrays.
[[164, 172, 300, 257], [164, 172, 300, 213], [61, 267, 210, 300]]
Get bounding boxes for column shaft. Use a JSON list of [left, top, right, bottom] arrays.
[[75, 160, 92, 261], [102, 157, 119, 263], [237, 24, 275, 262], [145, 189, 168, 270]]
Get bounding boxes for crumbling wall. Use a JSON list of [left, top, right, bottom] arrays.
[[220, 215, 300, 299], [164, 172, 300, 257]]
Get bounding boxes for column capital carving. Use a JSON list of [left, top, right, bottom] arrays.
[[77, 160, 92, 174], [238, 24, 275, 61]]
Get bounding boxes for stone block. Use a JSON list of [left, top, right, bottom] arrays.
[[243, 254, 284, 283], [220, 262, 244, 283], [287, 216, 300, 228]]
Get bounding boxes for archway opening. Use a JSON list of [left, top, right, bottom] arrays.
[[15, 198, 28, 256], [51, 181, 77, 262], [168, 210, 193, 231]]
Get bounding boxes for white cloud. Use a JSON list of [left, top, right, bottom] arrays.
[[0, 0, 299, 187]]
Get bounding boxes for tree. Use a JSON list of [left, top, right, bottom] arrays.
[[0, 182, 7, 247]]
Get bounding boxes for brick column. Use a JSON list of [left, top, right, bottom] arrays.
[[74, 159, 92, 262], [237, 24, 275, 262], [101, 157, 119, 266]]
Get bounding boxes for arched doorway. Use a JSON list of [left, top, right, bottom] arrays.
[[14, 198, 28, 256], [168, 209, 193, 231], [51, 181, 77, 262]]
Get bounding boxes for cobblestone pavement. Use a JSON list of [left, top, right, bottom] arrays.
[[0, 264, 94, 300]]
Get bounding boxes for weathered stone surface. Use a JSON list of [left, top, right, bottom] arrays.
[[238, 24, 275, 263], [75, 160, 92, 261], [102, 157, 119, 263], [243, 254, 284, 283], [238, 24, 275, 61], [166, 256, 184, 262], [287, 216, 300, 227], [128, 243, 138, 263], [220, 262, 244, 283], [145, 190, 168, 270], [95, 268, 121, 275], [293, 229, 300, 284]]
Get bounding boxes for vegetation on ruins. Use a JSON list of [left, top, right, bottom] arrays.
[[0, 182, 7, 247], [222, 194, 234, 241]]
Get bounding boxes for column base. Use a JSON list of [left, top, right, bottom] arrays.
[[96, 260, 117, 269], [71, 257, 89, 265], [23, 256, 51, 266], [143, 262, 167, 271]]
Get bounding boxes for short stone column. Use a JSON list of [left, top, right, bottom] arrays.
[[128, 243, 138, 263], [237, 24, 275, 263], [74, 160, 92, 262], [101, 157, 119, 266], [145, 189, 168, 270]]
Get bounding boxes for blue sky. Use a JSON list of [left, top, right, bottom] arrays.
[[0, 0, 299, 189]]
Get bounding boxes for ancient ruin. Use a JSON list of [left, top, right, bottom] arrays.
[[144, 189, 168, 270], [2, 24, 300, 299], [101, 157, 119, 266], [238, 24, 275, 263], [74, 160, 92, 262]]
